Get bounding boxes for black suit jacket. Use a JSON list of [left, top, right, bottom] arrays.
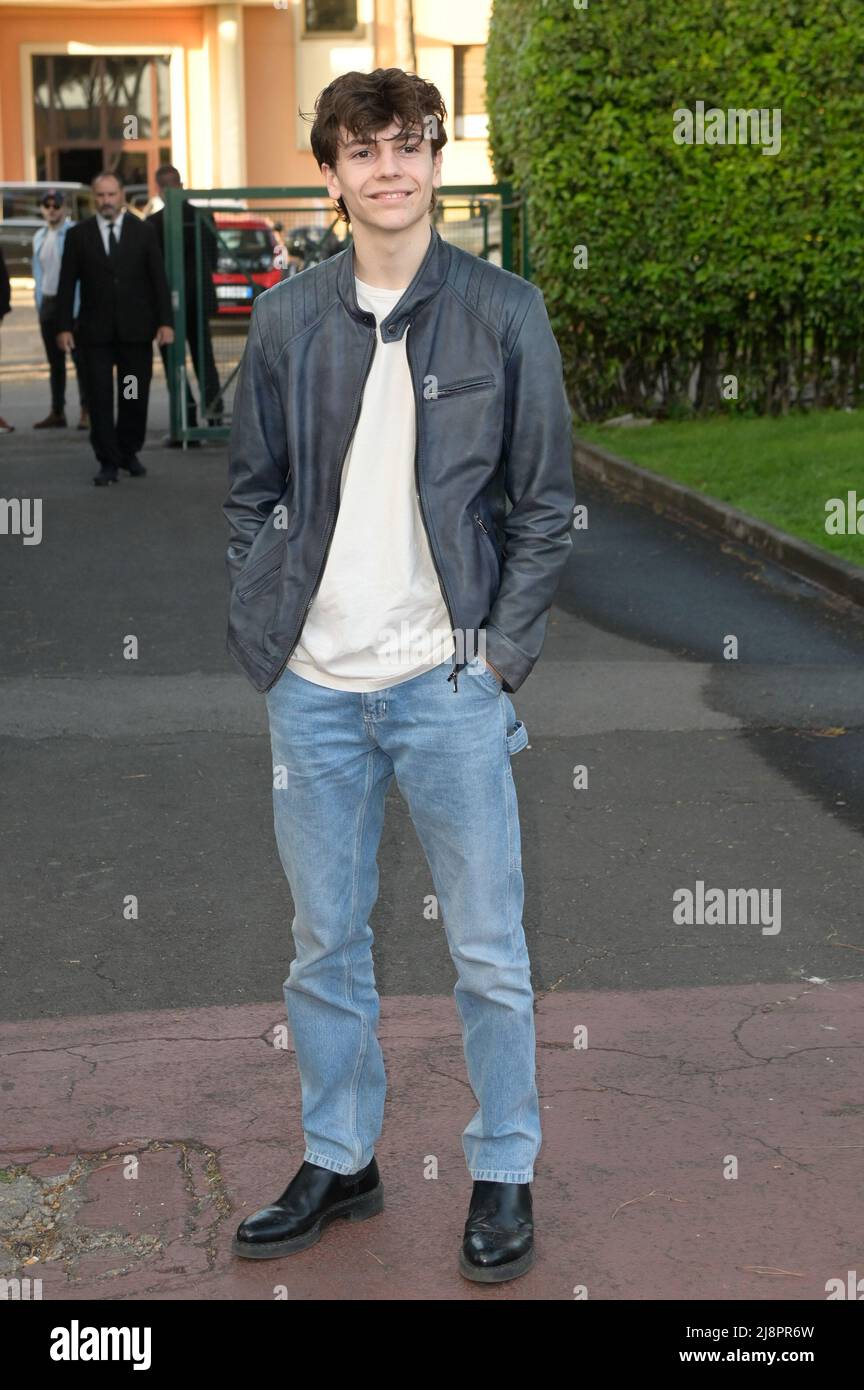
[[147, 203, 218, 317], [56, 212, 172, 345]]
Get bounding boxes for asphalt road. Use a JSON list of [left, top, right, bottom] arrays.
[[2, 412, 862, 1018]]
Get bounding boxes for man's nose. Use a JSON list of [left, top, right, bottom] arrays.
[[377, 145, 403, 176]]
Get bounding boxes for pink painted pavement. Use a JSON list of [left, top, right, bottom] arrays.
[[1, 981, 861, 1300]]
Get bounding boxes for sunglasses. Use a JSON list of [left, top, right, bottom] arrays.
[[42, 200, 61, 209]]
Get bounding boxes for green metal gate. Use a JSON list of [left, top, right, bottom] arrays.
[[163, 182, 525, 445]]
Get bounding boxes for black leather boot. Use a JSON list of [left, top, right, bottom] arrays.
[[232, 1157, 383, 1259], [459, 1179, 534, 1283]]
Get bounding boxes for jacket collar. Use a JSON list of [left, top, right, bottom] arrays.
[[336, 224, 450, 342]]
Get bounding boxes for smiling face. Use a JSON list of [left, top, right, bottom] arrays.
[[320, 117, 442, 234]]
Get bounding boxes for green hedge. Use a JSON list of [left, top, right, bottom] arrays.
[[486, 0, 864, 420]]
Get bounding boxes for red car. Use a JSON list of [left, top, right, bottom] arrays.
[[211, 214, 298, 316]]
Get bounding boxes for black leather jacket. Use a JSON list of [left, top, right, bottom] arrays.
[[223, 226, 575, 694]]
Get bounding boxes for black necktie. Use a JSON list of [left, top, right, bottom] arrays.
[[108, 223, 119, 267]]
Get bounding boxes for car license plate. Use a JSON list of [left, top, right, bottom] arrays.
[[216, 285, 253, 299]]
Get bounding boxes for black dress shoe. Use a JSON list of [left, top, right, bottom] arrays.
[[119, 455, 147, 476], [93, 468, 119, 486], [459, 1179, 534, 1283], [232, 1157, 383, 1259]]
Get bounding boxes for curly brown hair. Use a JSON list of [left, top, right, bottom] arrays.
[[304, 68, 448, 225]]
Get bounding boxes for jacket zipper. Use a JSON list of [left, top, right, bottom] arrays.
[[475, 511, 508, 562], [475, 507, 505, 549], [473, 509, 501, 563], [263, 327, 378, 692], [405, 328, 462, 691]]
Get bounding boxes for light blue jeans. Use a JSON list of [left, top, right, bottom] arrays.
[[264, 654, 540, 1183]]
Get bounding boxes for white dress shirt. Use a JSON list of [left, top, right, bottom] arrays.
[[96, 208, 126, 255]]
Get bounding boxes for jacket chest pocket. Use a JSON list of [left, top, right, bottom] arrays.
[[432, 376, 496, 399]]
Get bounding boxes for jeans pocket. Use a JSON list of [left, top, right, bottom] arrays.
[[473, 659, 503, 695], [503, 695, 528, 755]]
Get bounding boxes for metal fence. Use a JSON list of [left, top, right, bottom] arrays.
[[163, 182, 524, 445]]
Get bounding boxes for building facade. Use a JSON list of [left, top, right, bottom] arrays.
[[0, 0, 493, 194]]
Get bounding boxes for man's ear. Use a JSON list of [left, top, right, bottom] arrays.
[[320, 162, 341, 202]]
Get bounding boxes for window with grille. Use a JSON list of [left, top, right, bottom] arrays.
[[304, 1, 358, 32]]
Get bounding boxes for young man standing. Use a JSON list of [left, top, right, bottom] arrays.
[[225, 69, 575, 1283]]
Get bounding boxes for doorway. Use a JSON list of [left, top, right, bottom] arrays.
[[34, 54, 173, 203]]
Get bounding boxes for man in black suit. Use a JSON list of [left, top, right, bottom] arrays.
[[147, 164, 223, 445], [55, 170, 174, 486]]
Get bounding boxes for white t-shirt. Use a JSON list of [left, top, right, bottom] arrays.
[[38, 226, 63, 297], [286, 275, 455, 691]]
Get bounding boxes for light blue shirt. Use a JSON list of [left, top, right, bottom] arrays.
[[32, 218, 79, 317]]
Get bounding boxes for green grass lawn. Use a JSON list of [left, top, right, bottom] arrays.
[[575, 410, 864, 566]]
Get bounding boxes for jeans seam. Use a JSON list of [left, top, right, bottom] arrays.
[[500, 700, 519, 876], [469, 1169, 534, 1182], [344, 748, 376, 1169], [304, 1149, 357, 1176]]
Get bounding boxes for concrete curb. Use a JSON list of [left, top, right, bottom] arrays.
[[573, 433, 864, 609]]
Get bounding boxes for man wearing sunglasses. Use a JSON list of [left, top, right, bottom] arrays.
[[32, 190, 88, 431]]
